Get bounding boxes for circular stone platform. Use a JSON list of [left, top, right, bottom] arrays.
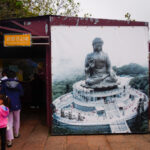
[[53, 80, 149, 133], [73, 80, 123, 102]]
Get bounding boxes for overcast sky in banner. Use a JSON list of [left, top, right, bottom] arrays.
[[51, 26, 148, 81], [75, 0, 150, 28]]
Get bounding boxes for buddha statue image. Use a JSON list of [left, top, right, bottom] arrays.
[[84, 37, 118, 89], [52, 37, 149, 134]]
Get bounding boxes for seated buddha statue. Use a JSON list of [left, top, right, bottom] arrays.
[[84, 37, 118, 88]]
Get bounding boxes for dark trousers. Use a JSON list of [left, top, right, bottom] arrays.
[[0, 128, 6, 150]]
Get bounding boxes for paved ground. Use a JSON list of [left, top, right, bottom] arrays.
[[3, 109, 150, 150]]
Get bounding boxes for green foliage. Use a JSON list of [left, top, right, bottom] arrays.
[[112, 63, 148, 77], [0, 0, 91, 20], [16, 1, 23, 8], [0, 0, 35, 19], [129, 75, 149, 95], [134, 111, 149, 133], [125, 12, 131, 21], [52, 74, 84, 100], [23, 0, 81, 16], [125, 12, 135, 21], [112, 63, 149, 96]]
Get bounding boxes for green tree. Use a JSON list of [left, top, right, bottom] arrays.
[[0, 0, 34, 19], [129, 75, 149, 95], [23, 0, 80, 16], [112, 63, 148, 76], [0, 0, 91, 20]]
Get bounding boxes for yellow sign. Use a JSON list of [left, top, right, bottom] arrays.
[[4, 34, 31, 47]]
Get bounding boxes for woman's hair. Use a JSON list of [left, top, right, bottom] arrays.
[[8, 70, 16, 78], [2, 68, 9, 77], [0, 94, 10, 108]]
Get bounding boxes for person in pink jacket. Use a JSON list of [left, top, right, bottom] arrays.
[[0, 94, 9, 150]]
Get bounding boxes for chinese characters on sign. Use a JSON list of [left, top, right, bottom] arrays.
[[4, 34, 31, 47]]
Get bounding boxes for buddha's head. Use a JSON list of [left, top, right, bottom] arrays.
[[92, 37, 103, 52]]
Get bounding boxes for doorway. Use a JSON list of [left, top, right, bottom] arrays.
[[0, 46, 47, 125]]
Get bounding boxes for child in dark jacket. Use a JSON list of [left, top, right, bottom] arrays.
[[0, 94, 9, 150]]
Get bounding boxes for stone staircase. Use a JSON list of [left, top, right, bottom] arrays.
[[104, 101, 131, 133]]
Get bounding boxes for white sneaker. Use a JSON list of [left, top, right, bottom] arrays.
[[7, 140, 12, 147]]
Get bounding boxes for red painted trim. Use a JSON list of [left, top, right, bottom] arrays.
[[0, 26, 29, 33], [46, 16, 52, 128], [46, 45, 51, 127], [50, 16, 148, 27], [23, 20, 48, 36], [1, 15, 148, 27], [11, 21, 41, 36]]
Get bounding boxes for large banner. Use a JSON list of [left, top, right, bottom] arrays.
[[51, 26, 149, 135]]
